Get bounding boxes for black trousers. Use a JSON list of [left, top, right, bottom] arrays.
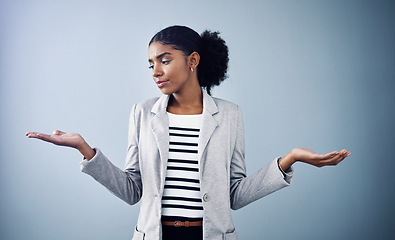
[[162, 225, 203, 240], [161, 216, 203, 240]]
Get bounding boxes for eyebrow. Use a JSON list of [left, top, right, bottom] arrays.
[[148, 52, 172, 63]]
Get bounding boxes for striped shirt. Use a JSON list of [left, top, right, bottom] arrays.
[[161, 112, 203, 220]]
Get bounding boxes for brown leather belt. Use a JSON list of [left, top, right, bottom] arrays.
[[162, 220, 203, 227]]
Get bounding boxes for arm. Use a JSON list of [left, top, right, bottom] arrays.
[[26, 105, 143, 205], [80, 105, 142, 205], [229, 106, 291, 209], [229, 107, 351, 210]]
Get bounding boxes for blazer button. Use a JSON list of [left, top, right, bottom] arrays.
[[203, 193, 209, 202]]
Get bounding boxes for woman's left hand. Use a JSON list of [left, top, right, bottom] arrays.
[[279, 148, 351, 171], [292, 148, 350, 167]]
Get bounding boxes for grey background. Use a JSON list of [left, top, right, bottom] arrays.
[[1, 0, 394, 239]]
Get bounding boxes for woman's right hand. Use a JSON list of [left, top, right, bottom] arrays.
[[26, 130, 96, 160]]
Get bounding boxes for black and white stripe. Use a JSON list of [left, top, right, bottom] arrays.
[[162, 113, 203, 219]]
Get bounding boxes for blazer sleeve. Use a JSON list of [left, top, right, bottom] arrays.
[[80, 104, 142, 205], [229, 106, 293, 210]]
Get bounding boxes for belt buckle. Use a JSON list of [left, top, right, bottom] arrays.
[[174, 221, 181, 227]]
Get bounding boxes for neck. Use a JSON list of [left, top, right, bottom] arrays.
[[168, 85, 203, 115]]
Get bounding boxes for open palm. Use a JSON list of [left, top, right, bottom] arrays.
[[26, 130, 85, 149], [292, 148, 350, 168]]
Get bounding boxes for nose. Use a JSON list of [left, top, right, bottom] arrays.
[[152, 65, 163, 78]]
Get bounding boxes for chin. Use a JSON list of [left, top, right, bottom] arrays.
[[159, 88, 174, 95]]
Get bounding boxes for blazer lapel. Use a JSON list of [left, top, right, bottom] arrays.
[[149, 90, 219, 188], [151, 94, 170, 191], [198, 90, 219, 175]]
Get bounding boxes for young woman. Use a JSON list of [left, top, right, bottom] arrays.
[[26, 25, 350, 240]]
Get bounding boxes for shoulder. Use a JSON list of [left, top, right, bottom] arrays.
[[128, 97, 161, 120], [135, 97, 160, 110], [131, 96, 161, 112], [210, 96, 244, 131], [212, 96, 241, 113]]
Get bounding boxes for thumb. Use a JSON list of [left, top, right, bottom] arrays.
[[53, 130, 66, 135]]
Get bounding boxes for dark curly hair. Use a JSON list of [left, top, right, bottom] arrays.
[[149, 25, 229, 95]]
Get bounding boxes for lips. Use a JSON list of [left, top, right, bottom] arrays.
[[156, 80, 169, 88]]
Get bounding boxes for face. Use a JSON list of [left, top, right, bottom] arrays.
[[148, 42, 193, 95]]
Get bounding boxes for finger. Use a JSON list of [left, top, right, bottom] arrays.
[[343, 150, 351, 157], [316, 151, 339, 160], [318, 152, 349, 166], [332, 155, 347, 165], [332, 150, 350, 159], [321, 149, 349, 160], [338, 150, 351, 159], [26, 131, 36, 136], [27, 132, 60, 144], [315, 153, 341, 164], [338, 151, 351, 161], [314, 150, 350, 167], [34, 133, 53, 141], [339, 149, 347, 155], [26, 132, 43, 138]]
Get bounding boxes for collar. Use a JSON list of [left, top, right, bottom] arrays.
[[150, 89, 219, 115]]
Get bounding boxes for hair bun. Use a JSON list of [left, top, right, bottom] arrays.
[[198, 30, 229, 94]]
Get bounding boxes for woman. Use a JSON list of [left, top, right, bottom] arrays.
[[26, 25, 350, 240]]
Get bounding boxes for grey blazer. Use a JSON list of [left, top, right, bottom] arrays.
[[81, 90, 293, 240]]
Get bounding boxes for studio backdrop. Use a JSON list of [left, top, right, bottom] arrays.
[[1, 0, 394, 239]]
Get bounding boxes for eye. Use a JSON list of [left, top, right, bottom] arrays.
[[162, 60, 170, 65], [148, 65, 154, 69]]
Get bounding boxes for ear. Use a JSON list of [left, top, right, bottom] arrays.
[[188, 51, 200, 70]]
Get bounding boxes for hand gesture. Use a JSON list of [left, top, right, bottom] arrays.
[[291, 148, 350, 167], [26, 130, 95, 160], [26, 130, 84, 148], [279, 148, 351, 171]]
